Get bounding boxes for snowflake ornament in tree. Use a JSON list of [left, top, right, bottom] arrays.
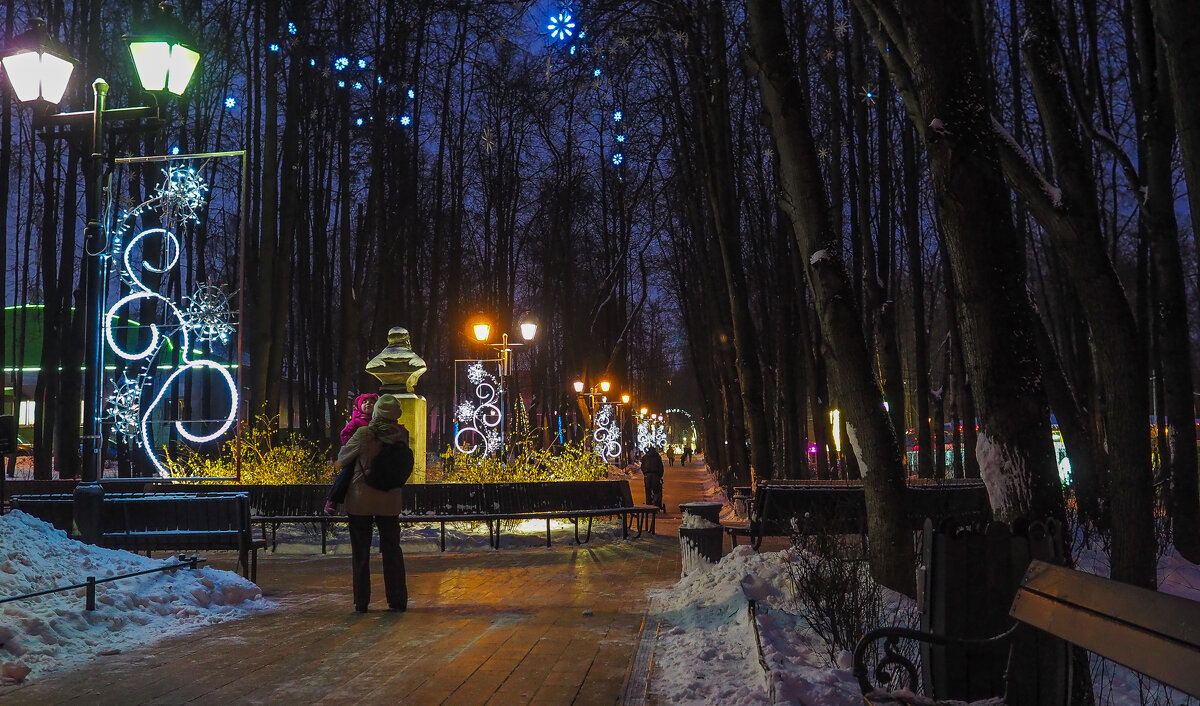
[[859, 86, 877, 105], [547, 11, 576, 41], [834, 17, 851, 37]]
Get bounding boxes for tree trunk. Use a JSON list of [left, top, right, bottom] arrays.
[[746, 0, 913, 596]]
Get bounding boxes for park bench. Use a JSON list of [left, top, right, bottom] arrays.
[[178, 480, 657, 553], [852, 558, 1200, 703], [10, 492, 265, 581], [722, 480, 990, 549], [396, 480, 658, 551]]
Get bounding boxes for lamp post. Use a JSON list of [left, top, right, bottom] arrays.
[[470, 311, 537, 456], [2, 8, 200, 543]]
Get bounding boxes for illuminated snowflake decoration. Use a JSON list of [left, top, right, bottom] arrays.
[[817, 146, 830, 160], [103, 165, 240, 477], [860, 86, 877, 105], [637, 419, 652, 451], [184, 284, 235, 345], [154, 166, 209, 224], [547, 12, 576, 41], [334, 56, 349, 70], [455, 361, 502, 455], [834, 17, 851, 37], [104, 376, 143, 443], [592, 404, 622, 461], [611, 152, 624, 166]]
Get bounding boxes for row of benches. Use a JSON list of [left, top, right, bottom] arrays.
[[722, 480, 991, 548], [8, 480, 659, 568], [161, 480, 659, 552]]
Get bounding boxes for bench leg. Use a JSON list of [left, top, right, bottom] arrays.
[[321, 521, 328, 554], [440, 522, 447, 552], [546, 518, 551, 548], [584, 516, 593, 543]]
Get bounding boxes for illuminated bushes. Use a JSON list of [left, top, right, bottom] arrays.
[[165, 413, 335, 484]]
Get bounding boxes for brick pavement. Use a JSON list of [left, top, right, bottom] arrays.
[[4, 458, 712, 705]]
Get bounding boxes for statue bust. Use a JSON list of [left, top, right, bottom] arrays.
[[365, 326, 428, 394]]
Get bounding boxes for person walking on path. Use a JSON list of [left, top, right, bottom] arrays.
[[682, 444, 693, 464], [665, 446, 676, 466], [641, 446, 665, 511], [327, 394, 411, 612]]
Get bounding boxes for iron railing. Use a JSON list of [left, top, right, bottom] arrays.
[[0, 555, 207, 610]]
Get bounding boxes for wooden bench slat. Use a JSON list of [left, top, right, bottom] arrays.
[[1011, 561, 1200, 697]]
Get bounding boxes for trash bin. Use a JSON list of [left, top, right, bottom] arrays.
[[679, 502, 724, 576]]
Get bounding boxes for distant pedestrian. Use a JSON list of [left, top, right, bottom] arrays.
[[683, 444, 693, 464], [665, 446, 676, 466], [641, 446, 665, 511], [327, 394, 413, 613], [340, 393, 378, 445]]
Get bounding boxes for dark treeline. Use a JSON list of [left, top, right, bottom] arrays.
[[3, 0, 1198, 593]]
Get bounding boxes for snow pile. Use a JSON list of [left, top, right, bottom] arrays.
[[650, 545, 863, 705], [0, 510, 274, 684]]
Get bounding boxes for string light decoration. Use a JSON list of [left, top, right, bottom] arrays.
[[454, 361, 502, 455], [592, 403, 622, 461], [103, 163, 239, 477], [547, 11, 576, 41], [637, 418, 652, 452]]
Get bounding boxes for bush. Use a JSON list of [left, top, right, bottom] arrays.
[[440, 439, 609, 483], [165, 413, 335, 484], [787, 522, 888, 666]]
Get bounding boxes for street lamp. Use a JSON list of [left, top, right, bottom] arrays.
[[2, 6, 201, 543], [468, 311, 537, 455]]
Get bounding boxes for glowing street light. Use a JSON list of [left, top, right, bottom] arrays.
[[2, 4, 201, 543]]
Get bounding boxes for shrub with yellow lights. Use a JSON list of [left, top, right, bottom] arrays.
[[165, 413, 336, 484], [440, 438, 609, 483]]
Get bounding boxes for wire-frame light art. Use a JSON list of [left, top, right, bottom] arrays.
[[103, 164, 238, 476], [592, 403, 622, 462], [455, 361, 502, 455]]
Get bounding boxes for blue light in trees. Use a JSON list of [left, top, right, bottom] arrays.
[[547, 12, 575, 41], [407, 88, 415, 99], [377, 76, 383, 84], [355, 117, 364, 126], [611, 152, 623, 165], [353, 81, 363, 90], [593, 68, 601, 77], [337, 80, 346, 88], [334, 56, 349, 70], [357, 58, 368, 69], [225, 96, 236, 108], [287, 22, 297, 35], [309, 59, 316, 66], [613, 110, 622, 122], [170, 146, 180, 155], [616, 134, 625, 142], [400, 115, 412, 126], [268, 43, 280, 52], [570, 45, 576, 55]]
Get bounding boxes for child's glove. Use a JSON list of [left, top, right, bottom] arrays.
[[324, 501, 337, 515]]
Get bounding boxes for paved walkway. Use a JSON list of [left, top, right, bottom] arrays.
[[5, 457, 713, 705]]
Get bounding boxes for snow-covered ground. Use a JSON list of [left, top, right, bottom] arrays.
[[0, 510, 274, 686], [647, 509, 1200, 705]]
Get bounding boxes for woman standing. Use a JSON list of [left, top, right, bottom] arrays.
[[329, 394, 409, 612]]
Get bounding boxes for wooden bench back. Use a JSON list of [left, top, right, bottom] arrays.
[[401, 480, 635, 517], [1012, 560, 1200, 698], [749, 482, 991, 537]]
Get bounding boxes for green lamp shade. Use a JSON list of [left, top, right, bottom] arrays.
[[128, 41, 199, 95], [1, 49, 74, 103]]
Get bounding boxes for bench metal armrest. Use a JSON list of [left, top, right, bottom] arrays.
[[852, 624, 1018, 697]]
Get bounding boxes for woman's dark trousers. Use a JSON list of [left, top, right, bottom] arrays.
[[348, 514, 408, 611]]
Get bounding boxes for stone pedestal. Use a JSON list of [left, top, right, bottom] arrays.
[[397, 393, 427, 484]]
